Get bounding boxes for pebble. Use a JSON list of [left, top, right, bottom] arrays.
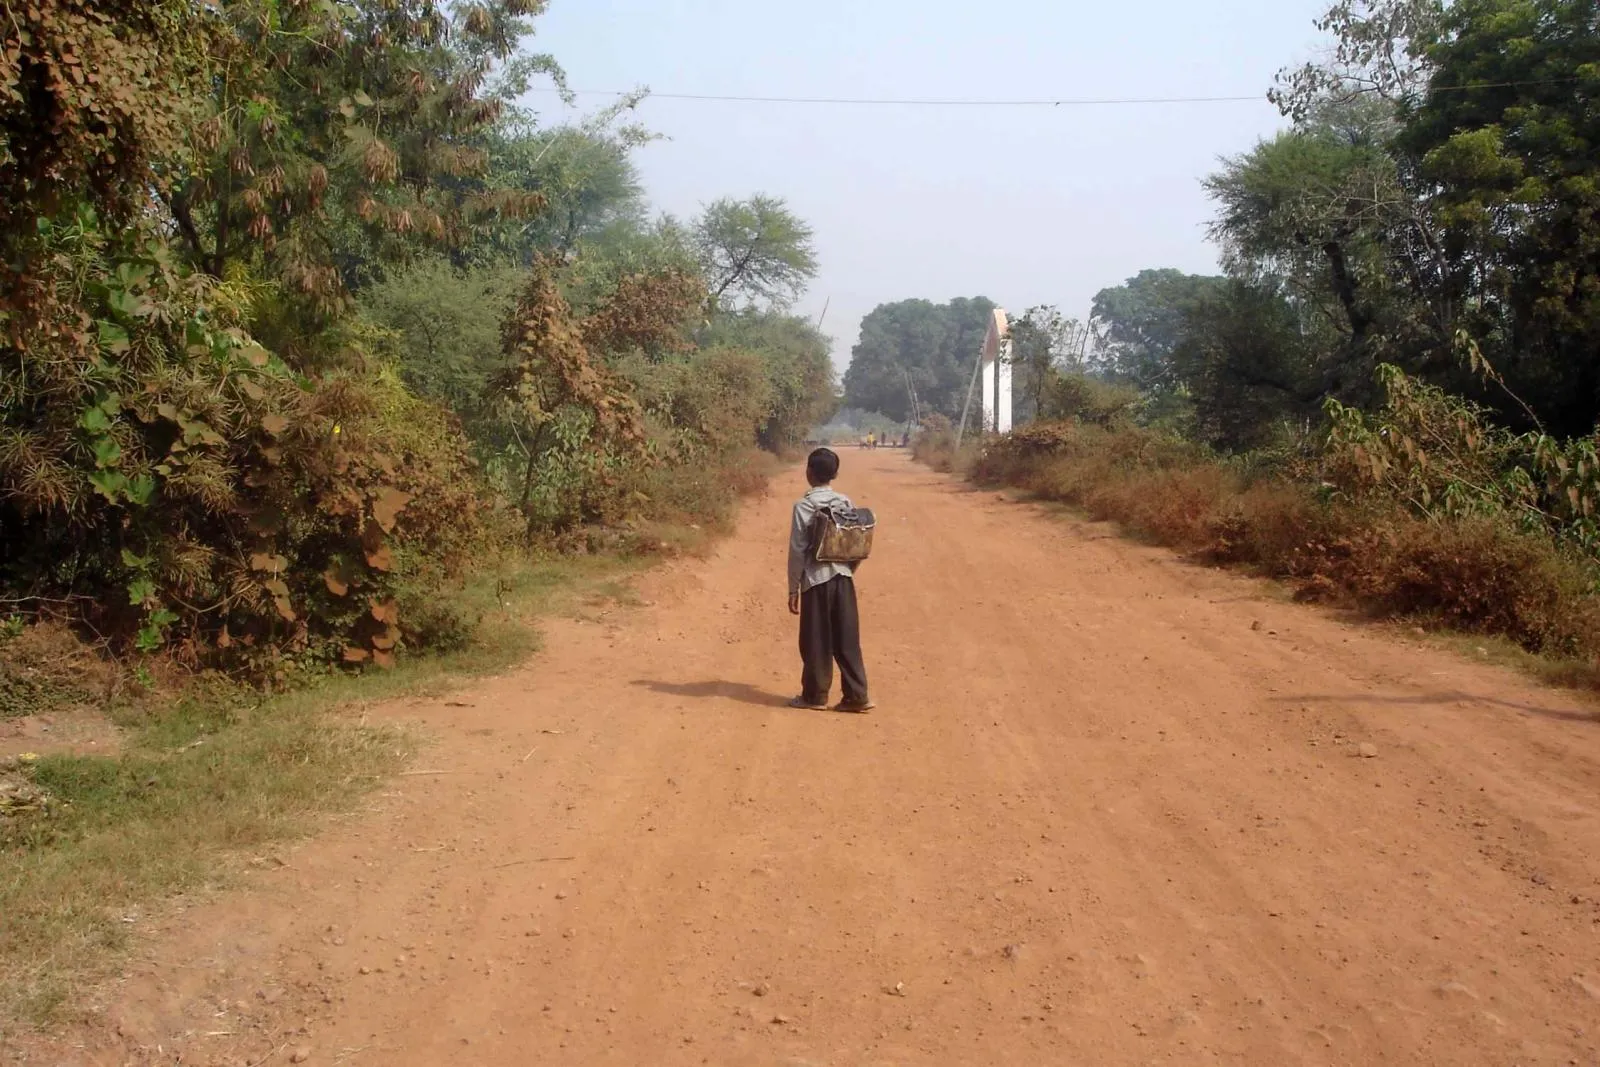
[[290, 1048, 312, 1064], [753, 982, 770, 997], [1357, 743, 1379, 759]]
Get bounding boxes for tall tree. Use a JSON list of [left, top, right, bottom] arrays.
[[1271, 0, 1445, 121], [1398, 0, 1600, 437], [691, 195, 818, 311], [1008, 306, 1088, 423], [1091, 270, 1228, 391], [164, 0, 558, 331], [480, 95, 655, 266], [1171, 282, 1325, 449], [842, 297, 996, 420]]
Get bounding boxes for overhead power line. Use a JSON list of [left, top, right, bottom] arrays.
[[533, 88, 1264, 107], [527, 77, 1586, 109]]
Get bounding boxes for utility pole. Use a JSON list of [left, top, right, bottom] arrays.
[[954, 341, 984, 451], [901, 368, 922, 426]]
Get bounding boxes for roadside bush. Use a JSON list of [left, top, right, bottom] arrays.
[[912, 413, 958, 469], [1325, 365, 1600, 553], [1354, 518, 1600, 656], [955, 418, 1600, 665], [0, 215, 496, 673], [1040, 371, 1141, 428], [617, 347, 779, 531], [623, 346, 774, 464]]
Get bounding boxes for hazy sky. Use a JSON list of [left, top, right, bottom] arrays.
[[529, 0, 1331, 370]]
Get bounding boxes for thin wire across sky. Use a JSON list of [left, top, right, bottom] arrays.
[[525, 78, 1583, 108]]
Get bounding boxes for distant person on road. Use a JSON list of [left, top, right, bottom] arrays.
[[865, 431, 875, 450], [787, 448, 873, 713], [901, 430, 910, 448]]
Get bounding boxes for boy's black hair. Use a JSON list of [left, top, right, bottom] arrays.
[[807, 447, 840, 484]]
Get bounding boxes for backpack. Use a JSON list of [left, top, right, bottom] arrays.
[[812, 503, 876, 564]]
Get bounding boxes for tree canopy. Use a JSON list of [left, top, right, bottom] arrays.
[[0, 0, 837, 670], [1091, 271, 1228, 391], [1400, 0, 1600, 437], [1068, 0, 1600, 448], [691, 195, 819, 311], [841, 297, 997, 421]]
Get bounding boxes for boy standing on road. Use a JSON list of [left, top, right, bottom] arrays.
[[787, 448, 874, 713]]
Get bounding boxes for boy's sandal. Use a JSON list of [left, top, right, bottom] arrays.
[[787, 696, 828, 710], [832, 699, 876, 714]]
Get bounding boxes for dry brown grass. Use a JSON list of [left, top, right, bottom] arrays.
[[924, 422, 1600, 685]]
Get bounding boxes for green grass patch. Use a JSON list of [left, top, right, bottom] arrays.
[[0, 699, 407, 1027], [0, 551, 654, 1034]]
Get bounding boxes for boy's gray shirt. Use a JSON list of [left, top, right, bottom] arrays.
[[788, 485, 855, 594]]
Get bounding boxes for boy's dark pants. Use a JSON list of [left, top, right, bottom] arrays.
[[799, 575, 868, 705]]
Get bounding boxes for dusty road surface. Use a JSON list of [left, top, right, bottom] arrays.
[[18, 449, 1600, 1066]]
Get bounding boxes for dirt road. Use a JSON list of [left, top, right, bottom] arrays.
[[27, 449, 1600, 1065]]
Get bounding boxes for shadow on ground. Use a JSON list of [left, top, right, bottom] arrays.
[[632, 679, 793, 709]]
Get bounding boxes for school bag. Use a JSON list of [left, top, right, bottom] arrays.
[[812, 503, 876, 564]]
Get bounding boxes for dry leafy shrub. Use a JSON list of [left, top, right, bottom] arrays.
[[971, 421, 1204, 490], [0, 216, 496, 674], [1350, 518, 1600, 655], [618, 346, 777, 531], [956, 419, 1600, 665], [490, 269, 648, 539], [0, 0, 208, 241], [578, 268, 704, 360]]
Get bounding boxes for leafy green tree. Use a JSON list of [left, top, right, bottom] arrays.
[[1171, 282, 1324, 449], [1091, 271, 1228, 390], [1207, 125, 1389, 350], [701, 310, 838, 449], [164, 0, 556, 330], [1008, 306, 1089, 423], [842, 297, 997, 420], [480, 97, 654, 265], [1206, 89, 1484, 415], [692, 195, 818, 310], [1271, 0, 1445, 122], [362, 257, 524, 434], [1399, 0, 1600, 437]]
